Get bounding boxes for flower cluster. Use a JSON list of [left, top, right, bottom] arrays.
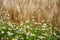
[[0, 20, 60, 40]]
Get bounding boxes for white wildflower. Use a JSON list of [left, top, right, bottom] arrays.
[[53, 33, 56, 35], [26, 26, 30, 28], [38, 36, 45, 39], [35, 31, 37, 32], [7, 31, 13, 36], [2, 31, 4, 34], [16, 27, 19, 29], [43, 23, 47, 26], [2, 26, 6, 29], [57, 36, 60, 38], [32, 19, 35, 22], [8, 28, 11, 30], [7, 12, 10, 17], [19, 29, 22, 32], [23, 30, 26, 33], [41, 20, 45, 22], [6, 17, 9, 20], [10, 33, 13, 35], [20, 23, 23, 26], [30, 33, 36, 36], [11, 25, 14, 28], [37, 39, 40, 40], [35, 28, 38, 30], [20, 22, 24, 26], [25, 20, 29, 23], [12, 38, 17, 40], [41, 23, 47, 28], [35, 22, 41, 25], [24, 25, 26, 27], [26, 32, 30, 36], [43, 34, 48, 36], [35, 22, 37, 24], [26, 37, 29, 39], [42, 26, 46, 28], [42, 28, 46, 30]]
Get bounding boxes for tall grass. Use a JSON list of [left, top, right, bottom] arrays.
[[0, 0, 60, 28]]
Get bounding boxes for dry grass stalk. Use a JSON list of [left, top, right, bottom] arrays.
[[0, 0, 60, 28]]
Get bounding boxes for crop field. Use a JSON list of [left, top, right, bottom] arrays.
[[0, 0, 60, 40]]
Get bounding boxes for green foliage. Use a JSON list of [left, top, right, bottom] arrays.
[[0, 20, 60, 40]]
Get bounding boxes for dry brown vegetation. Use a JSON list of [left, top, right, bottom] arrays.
[[0, 0, 60, 28]]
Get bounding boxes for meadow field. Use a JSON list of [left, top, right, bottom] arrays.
[[0, 0, 60, 40]]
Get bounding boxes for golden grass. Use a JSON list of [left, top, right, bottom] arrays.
[[0, 0, 60, 27]]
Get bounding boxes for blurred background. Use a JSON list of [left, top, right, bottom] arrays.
[[0, 0, 60, 29]]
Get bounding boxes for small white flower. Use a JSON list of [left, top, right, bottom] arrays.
[[24, 30, 26, 33], [25, 20, 29, 23], [57, 36, 60, 38], [41, 23, 47, 28], [35, 22, 41, 25], [41, 20, 45, 22], [30, 33, 36, 36], [2, 26, 6, 29], [42, 26, 46, 28], [26, 37, 29, 39], [35, 22, 37, 24], [37, 39, 40, 40], [16, 27, 19, 29], [2, 31, 4, 34], [24, 25, 26, 27], [53, 33, 56, 35], [26, 26, 30, 28], [26, 32, 30, 36], [6, 17, 9, 20], [7, 38, 8, 40], [35, 28, 38, 30], [35, 31, 37, 32], [7, 21, 12, 26], [20, 24, 23, 26], [10, 33, 13, 35], [26, 33, 30, 36], [7, 31, 13, 35], [8, 28, 11, 30], [43, 23, 47, 26], [43, 34, 48, 36], [16, 37, 18, 39], [38, 36, 45, 39], [32, 19, 35, 22], [7, 31, 10, 35], [11, 25, 14, 28], [7, 14, 10, 16], [20, 22, 24, 26], [19, 29, 22, 32], [42, 28, 46, 30], [12, 38, 17, 40]]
